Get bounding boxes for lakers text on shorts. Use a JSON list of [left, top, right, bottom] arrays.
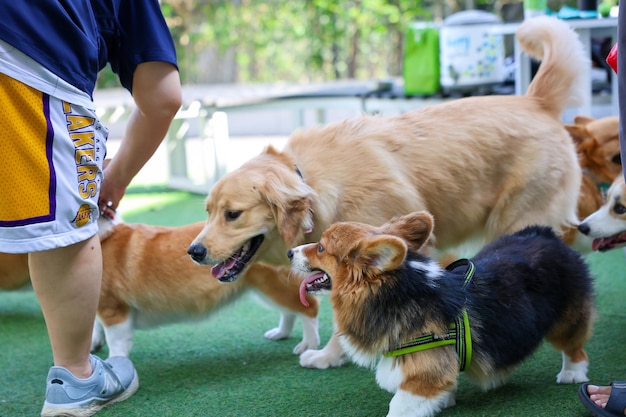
[[0, 73, 107, 253]]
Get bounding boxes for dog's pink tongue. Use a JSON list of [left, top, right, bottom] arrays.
[[591, 231, 626, 251], [299, 272, 325, 307], [592, 238, 607, 251], [211, 258, 238, 279]]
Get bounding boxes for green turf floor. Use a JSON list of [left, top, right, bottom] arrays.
[[1, 189, 625, 416]]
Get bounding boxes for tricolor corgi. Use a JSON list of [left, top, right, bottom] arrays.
[[288, 211, 594, 417]]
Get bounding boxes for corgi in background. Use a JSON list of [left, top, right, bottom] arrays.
[[566, 115, 621, 194], [91, 219, 320, 358], [289, 212, 594, 417], [564, 115, 621, 250], [0, 215, 320, 358], [578, 175, 626, 252]]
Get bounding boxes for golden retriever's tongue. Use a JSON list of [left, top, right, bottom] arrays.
[[211, 258, 238, 279], [299, 272, 325, 307]]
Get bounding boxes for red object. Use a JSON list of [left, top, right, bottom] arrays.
[[607, 43, 618, 73]]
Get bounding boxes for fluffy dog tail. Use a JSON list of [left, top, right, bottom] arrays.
[[516, 15, 590, 118]]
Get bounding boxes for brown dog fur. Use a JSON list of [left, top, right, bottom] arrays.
[[0, 252, 29, 289]]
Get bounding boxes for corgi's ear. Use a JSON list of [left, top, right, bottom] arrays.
[[573, 115, 594, 126], [353, 234, 407, 273], [380, 211, 434, 251], [565, 125, 597, 169], [564, 124, 587, 146]]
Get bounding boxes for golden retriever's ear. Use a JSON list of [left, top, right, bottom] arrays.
[[262, 177, 316, 245], [353, 235, 407, 274], [275, 196, 314, 244], [380, 211, 434, 251]]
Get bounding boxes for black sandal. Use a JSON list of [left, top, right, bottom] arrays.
[[579, 382, 626, 416]]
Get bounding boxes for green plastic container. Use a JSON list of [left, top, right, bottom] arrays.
[[403, 22, 440, 96]]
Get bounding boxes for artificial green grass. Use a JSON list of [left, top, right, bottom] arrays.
[[1, 190, 625, 417]]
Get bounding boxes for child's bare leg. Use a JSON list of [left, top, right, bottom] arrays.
[[30, 234, 102, 378]]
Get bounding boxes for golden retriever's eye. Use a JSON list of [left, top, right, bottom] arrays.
[[614, 203, 626, 215], [317, 243, 324, 253], [612, 154, 622, 165], [225, 210, 242, 221]]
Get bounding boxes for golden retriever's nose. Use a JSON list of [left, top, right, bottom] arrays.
[[187, 243, 207, 263]]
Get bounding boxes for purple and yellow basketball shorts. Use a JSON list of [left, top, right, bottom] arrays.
[[0, 73, 107, 253]]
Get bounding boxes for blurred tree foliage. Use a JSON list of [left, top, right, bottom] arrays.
[[161, 0, 436, 84], [94, 0, 581, 88]]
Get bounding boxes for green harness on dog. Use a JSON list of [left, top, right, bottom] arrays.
[[383, 258, 474, 372]]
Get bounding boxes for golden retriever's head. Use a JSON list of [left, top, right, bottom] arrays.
[[289, 211, 434, 306], [565, 115, 621, 184], [187, 146, 316, 282]]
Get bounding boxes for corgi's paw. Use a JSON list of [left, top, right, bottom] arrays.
[[264, 327, 290, 340], [299, 348, 347, 369], [292, 337, 319, 355], [292, 315, 320, 355], [387, 389, 454, 417], [557, 356, 589, 384], [264, 312, 296, 341], [556, 369, 589, 384]]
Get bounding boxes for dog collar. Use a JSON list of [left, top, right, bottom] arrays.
[[100, 205, 116, 221], [598, 181, 611, 195], [294, 165, 315, 235], [383, 259, 474, 372]]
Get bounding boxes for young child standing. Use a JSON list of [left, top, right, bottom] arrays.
[[0, 2, 181, 416]]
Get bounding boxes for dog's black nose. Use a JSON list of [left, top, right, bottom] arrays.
[[287, 249, 294, 260], [188, 243, 207, 262], [577, 223, 590, 235]]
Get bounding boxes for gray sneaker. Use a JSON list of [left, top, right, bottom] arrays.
[[40, 355, 139, 417]]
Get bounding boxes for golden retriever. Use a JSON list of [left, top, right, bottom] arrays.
[[188, 16, 586, 369]]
